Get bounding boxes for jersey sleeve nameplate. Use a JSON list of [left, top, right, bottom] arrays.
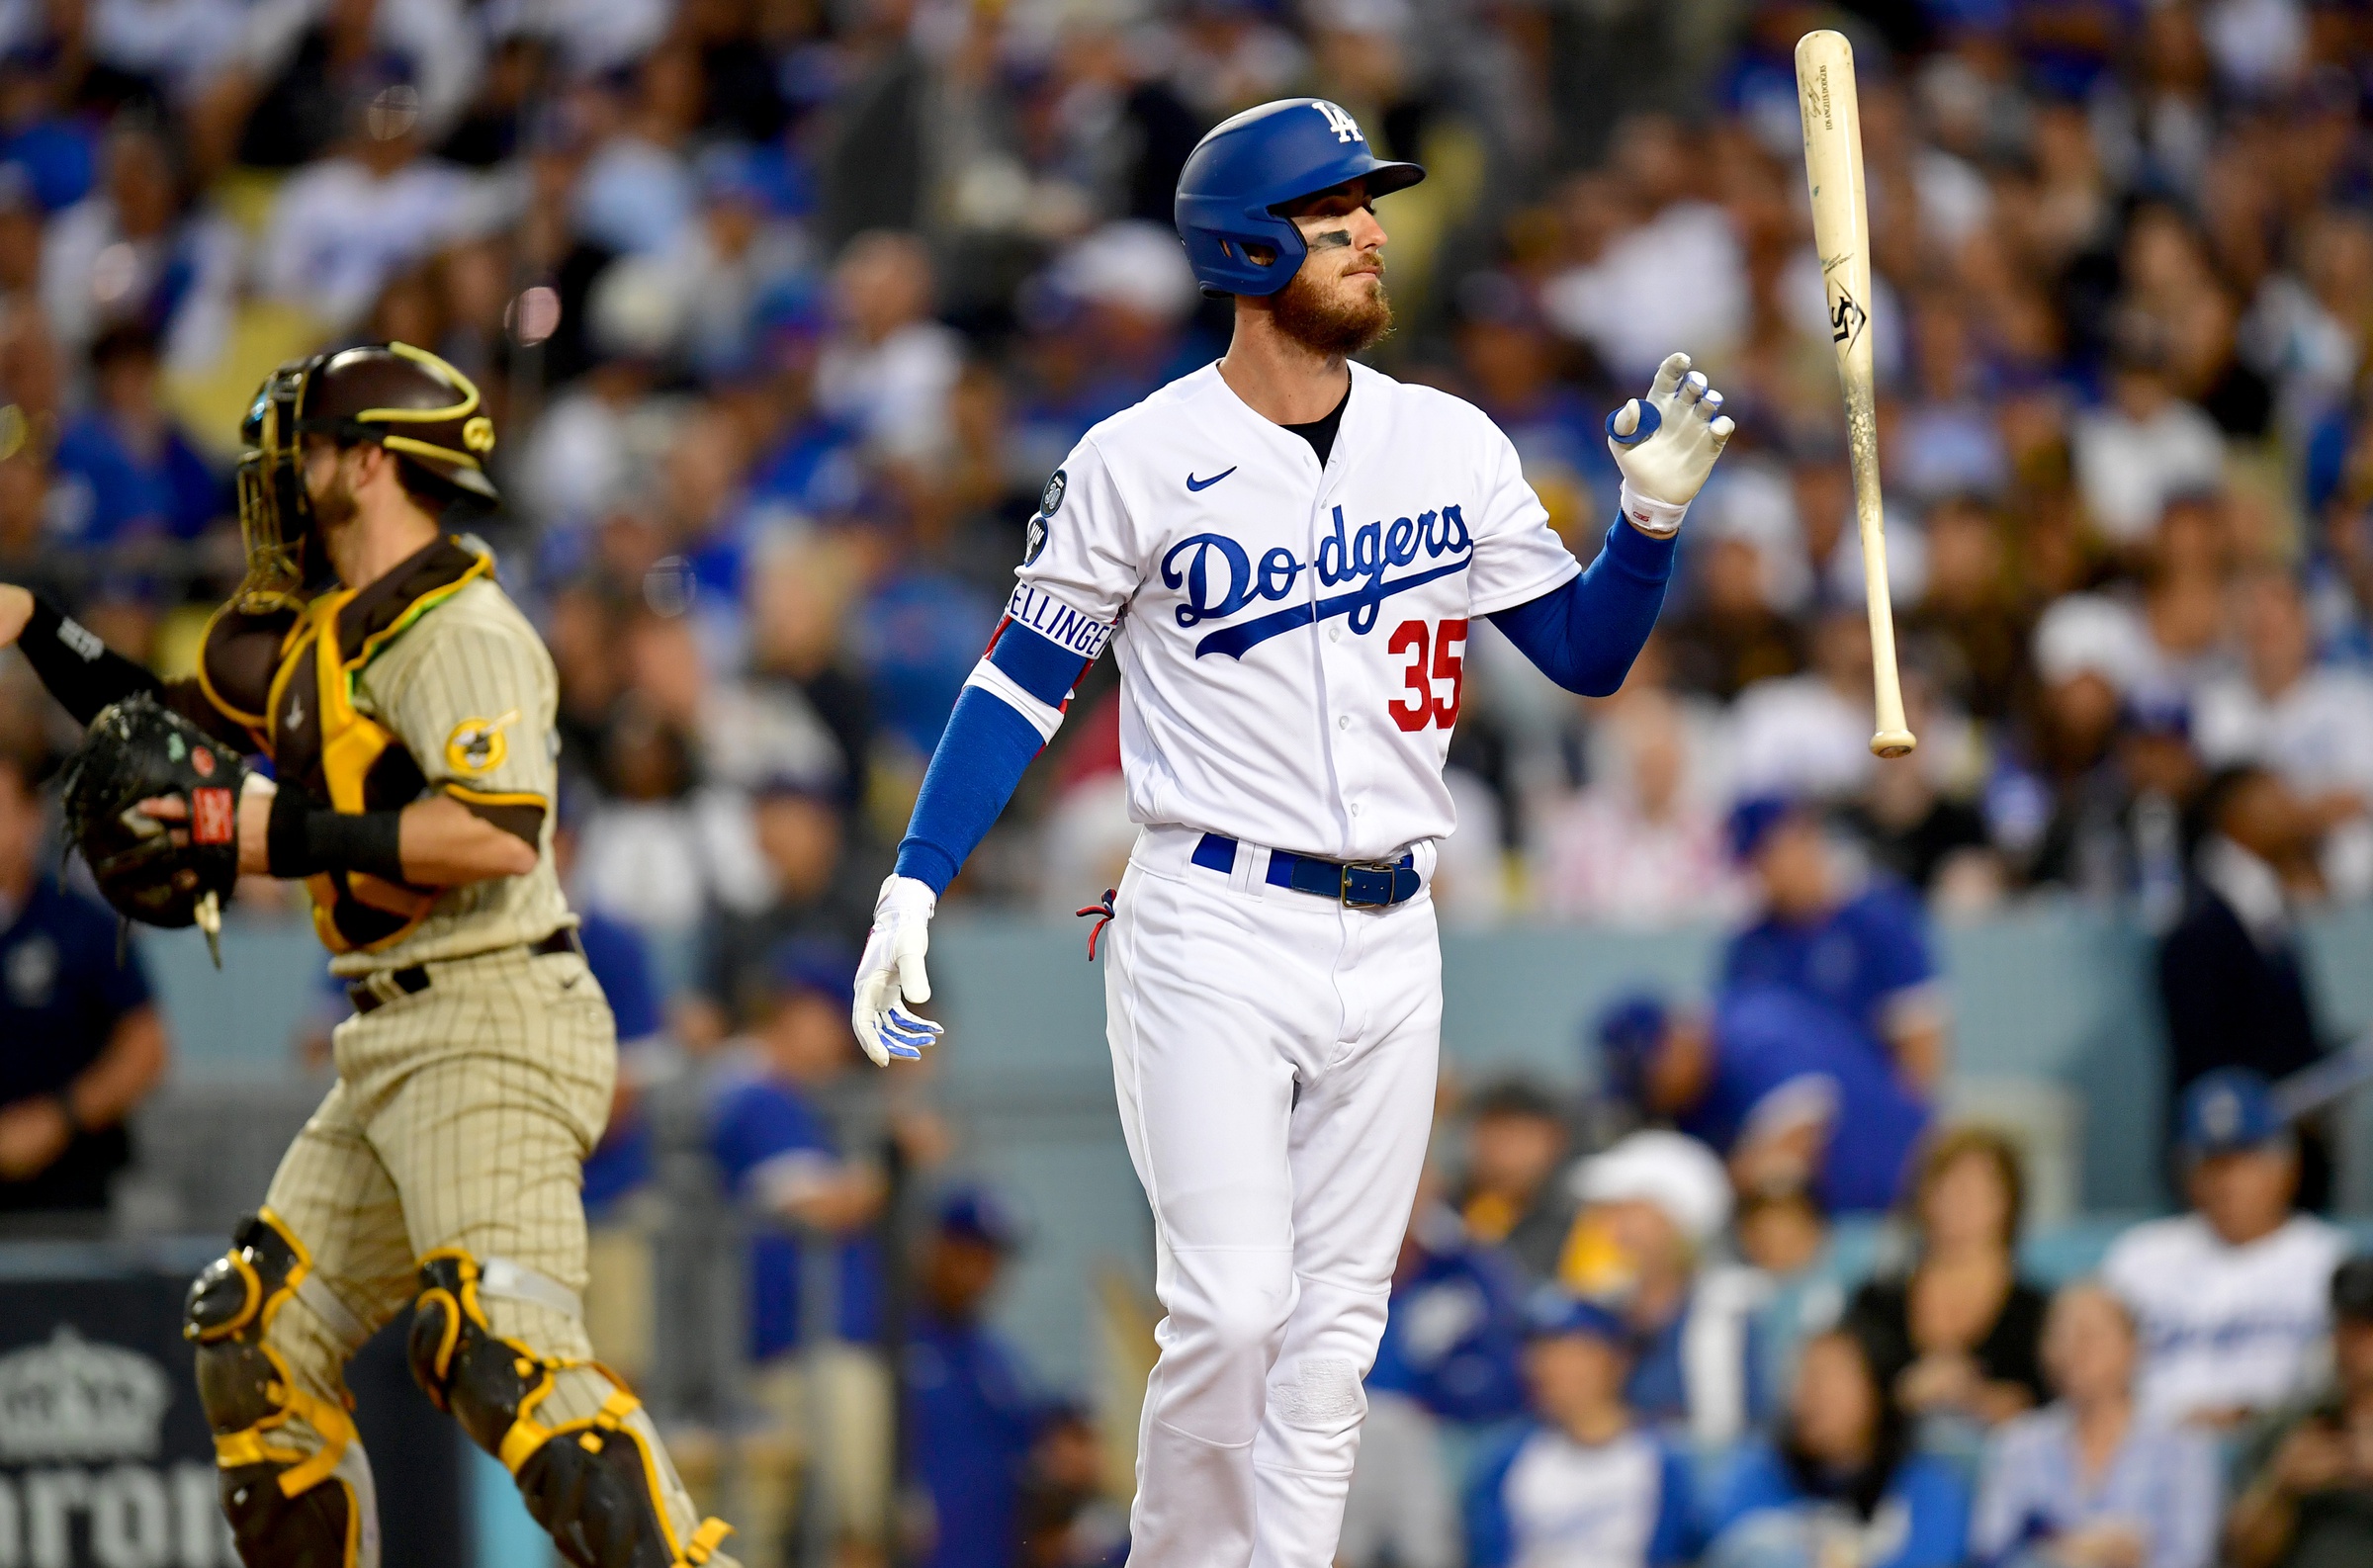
[[1005, 583, 1112, 661]]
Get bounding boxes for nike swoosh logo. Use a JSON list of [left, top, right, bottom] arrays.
[[1195, 558, 1472, 659], [1186, 468, 1238, 492]]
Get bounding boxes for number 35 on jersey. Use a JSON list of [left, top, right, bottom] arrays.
[[1387, 618, 1466, 732]]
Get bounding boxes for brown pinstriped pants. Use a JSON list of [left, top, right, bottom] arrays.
[[251, 941, 712, 1548]]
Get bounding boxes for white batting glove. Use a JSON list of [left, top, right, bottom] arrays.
[[851, 875, 943, 1067], [1606, 352, 1736, 535]]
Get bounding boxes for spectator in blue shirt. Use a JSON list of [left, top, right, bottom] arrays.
[[1595, 986, 1931, 1216], [1971, 1280, 2219, 1568], [707, 938, 885, 1363], [562, 813, 666, 1223], [50, 324, 221, 545], [1705, 1324, 1972, 1568], [909, 1184, 1040, 1568], [574, 903, 665, 1220], [1369, 1197, 1530, 1427], [708, 937, 894, 1565], [570, 892, 667, 1391], [0, 748, 168, 1229], [1465, 1288, 1696, 1568], [0, 49, 95, 213], [1343, 1190, 1528, 1568], [1722, 796, 1950, 1092]]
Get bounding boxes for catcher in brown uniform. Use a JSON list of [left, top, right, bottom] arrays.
[[0, 344, 739, 1568]]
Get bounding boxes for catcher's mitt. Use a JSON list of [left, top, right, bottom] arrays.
[[60, 693, 249, 963]]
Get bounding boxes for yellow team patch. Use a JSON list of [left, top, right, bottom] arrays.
[[445, 711, 518, 776]]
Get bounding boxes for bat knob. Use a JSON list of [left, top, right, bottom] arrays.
[[1870, 731, 1917, 759]]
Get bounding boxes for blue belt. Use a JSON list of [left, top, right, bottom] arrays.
[[1189, 833, 1421, 909]]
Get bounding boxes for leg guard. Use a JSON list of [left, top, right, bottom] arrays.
[[185, 1210, 380, 1568], [407, 1249, 734, 1568]]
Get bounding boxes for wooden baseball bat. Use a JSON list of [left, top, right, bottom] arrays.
[[1796, 29, 1915, 759]]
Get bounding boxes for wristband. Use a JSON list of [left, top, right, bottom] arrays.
[[1618, 481, 1689, 538], [22, 596, 102, 662], [267, 788, 407, 883], [14, 594, 162, 727]]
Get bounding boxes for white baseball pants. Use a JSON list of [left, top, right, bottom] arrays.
[[1104, 826, 1442, 1568]]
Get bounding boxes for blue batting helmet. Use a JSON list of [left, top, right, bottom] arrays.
[[1174, 98, 1425, 298]]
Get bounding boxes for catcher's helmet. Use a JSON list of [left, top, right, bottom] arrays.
[[1174, 98, 1425, 299], [235, 342, 497, 605]]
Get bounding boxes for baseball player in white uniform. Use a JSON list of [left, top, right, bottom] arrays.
[[852, 98, 1735, 1567]]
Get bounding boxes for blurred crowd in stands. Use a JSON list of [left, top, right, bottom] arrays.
[[0, 0, 2369, 948], [0, 0, 2369, 1562], [1361, 1055, 2373, 1568]]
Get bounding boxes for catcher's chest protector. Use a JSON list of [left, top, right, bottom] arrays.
[[201, 539, 492, 954]]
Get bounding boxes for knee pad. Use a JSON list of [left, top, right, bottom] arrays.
[[185, 1211, 373, 1564], [186, 1211, 306, 1437], [407, 1249, 733, 1568]]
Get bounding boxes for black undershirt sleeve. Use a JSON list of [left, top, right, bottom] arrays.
[[17, 596, 166, 725]]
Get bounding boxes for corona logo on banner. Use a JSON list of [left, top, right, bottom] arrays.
[[0, 1327, 231, 1566], [0, 1329, 171, 1461]]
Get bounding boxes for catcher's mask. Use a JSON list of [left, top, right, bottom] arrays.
[[235, 341, 498, 608]]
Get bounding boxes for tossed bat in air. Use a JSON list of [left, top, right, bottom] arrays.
[[1797, 28, 1915, 759]]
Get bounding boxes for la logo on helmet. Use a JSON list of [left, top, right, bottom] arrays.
[[1315, 102, 1364, 143]]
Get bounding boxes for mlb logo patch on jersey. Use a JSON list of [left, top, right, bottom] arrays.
[[191, 787, 235, 845]]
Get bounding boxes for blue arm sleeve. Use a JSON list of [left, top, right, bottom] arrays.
[[1485, 517, 1677, 697], [891, 621, 1089, 895], [892, 688, 1047, 896]]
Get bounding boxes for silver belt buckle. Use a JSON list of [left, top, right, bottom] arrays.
[[1339, 860, 1400, 909]]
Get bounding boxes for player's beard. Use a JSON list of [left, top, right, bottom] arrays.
[[308, 466, 359, 534], [1270, 262, 1393, 358]]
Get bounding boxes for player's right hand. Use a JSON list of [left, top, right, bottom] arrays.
[[852, 874, 944, 1067], [0, 584, 31, 649], [1606, 352, 1735, 520]]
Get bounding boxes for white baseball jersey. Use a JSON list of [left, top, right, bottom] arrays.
[[973, 359, 1580, 860], [2101, 1212, 2343, 1423]]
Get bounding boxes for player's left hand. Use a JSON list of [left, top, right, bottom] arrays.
[[140, 773, 278, 876], [852, 875, 944, 1067], [134, 773, 278, 876], [1605, 351, 1735, 528]]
